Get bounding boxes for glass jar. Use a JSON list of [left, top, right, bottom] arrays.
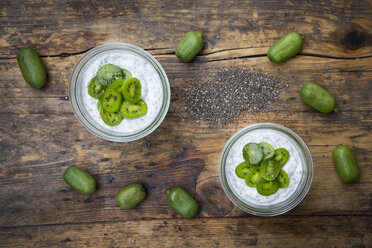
[[219, 123, 313, 216], [69, 43, 170, 142]]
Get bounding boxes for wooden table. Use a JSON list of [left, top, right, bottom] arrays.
[[1, 0, 371, 247]]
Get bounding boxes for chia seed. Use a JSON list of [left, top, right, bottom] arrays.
[[182, 67, 287, 125]]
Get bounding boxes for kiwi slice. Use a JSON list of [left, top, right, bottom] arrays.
[[259, 142, 275, 160], [122, 77, 142, 103], [97, 101, 122, 126], [88, 77, 106, 99], [122, 69, 132, 79], [101, 89, 123, 113], [235, 162, 253, 179], [245, 166, 262, 188], [107, 79, 125, 93], [274, 148, 290, 167], [260, 159, 280, 181], [242, 143, 263, 165], [120, 100, 147, 119], [256, 179, 279, 196], [96, 64, 123, 86], [277, 169, 290, 188]]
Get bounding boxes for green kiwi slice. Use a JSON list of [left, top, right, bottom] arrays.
[[245, 166, 262, 188], [120, 100, 147, 119], [242, 143, 263, 165], [122, 77, 141, 103], [101, 89, 123, 113], [256, 179, 279, 196], [277, 169, 290, 188], [235, 162, 253, 179], [122, 69, 132, 79], [274, 148, 290, 167], [107, 79, 125, 93], [88, 77, 106, 99], [259, 142, 275, 160], [260, 159, 280, 181], [97, 101, 122, 126], [96, 64, 123, 86]]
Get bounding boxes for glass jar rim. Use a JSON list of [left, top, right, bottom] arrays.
[[219, 123, 313, 216], [68, 42, 170, 142]]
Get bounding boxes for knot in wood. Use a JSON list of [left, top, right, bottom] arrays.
[[340, 23, 368, 50], [344, 31, 366, 50]]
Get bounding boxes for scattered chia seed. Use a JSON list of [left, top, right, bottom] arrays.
[[182, 67, 287, 125]]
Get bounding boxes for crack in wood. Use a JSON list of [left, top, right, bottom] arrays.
[[197, 51, 372, 62], [299, 52, 372, 60], [40, 47, 95, 58], [0, 48, 371, 61], [1, 214, 371, 230]]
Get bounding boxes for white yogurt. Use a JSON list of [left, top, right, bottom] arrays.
[[225, 128, 305, 206], [81, 50, 164, 135]]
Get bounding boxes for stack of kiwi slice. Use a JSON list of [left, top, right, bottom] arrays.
[[235, 142, 290, 196], [88, 64, 147, 126]]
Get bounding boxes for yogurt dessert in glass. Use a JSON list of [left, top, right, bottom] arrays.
[[219, 123, 313, 216], [69, 43, 170, 142]]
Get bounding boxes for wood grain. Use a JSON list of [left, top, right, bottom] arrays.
[[0, 0, 371, 58], [1, 216, 371, 248], [0, 0, 371, 247]]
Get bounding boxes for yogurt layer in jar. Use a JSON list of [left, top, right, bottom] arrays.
[[83, 51, 163, 133], [219, 123, 313, 216], [70, 43, 170, 142]]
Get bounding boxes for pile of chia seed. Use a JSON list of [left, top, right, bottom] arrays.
[[182, 67, 287, 125]]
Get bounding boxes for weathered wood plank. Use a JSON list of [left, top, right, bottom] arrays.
[[0, 0, 371, 246], [0, 109, 371, 227], [0, 0, 371, 58], [0, 216, 371, 247], [0, 51, 371, 227], [1, 55, 371, 101]]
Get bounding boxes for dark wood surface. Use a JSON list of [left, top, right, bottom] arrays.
[[0, 0, 371, 247]]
